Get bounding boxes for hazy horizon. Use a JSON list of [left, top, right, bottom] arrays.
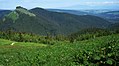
[[0, 0, 119, 10]]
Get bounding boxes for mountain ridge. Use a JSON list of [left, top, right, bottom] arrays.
[[0, 6, 111, 35]]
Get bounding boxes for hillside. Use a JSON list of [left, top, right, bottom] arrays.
[[0, 6, 110, 35], [108, 23, 119, 31], [30, 8, 110, 34], [97, 11, 119, 23], [0, 6, 59, 35], [49, 9, 119, 23], [0, 34, 119, 66]]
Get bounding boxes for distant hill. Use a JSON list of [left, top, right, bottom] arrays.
[[48, 9, 89, 15], [97, 11, 119, 23], [0, 6, 110, 35], [0, 10, 11, 18], [48, 9, 119, 23], [48, 9, 113, 15]]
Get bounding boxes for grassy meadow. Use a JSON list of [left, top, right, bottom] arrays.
[[0, 34, 119, 66]]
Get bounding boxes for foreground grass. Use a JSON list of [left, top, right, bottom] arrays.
[[0, 34, 119, 66], [0, 39, 47, 47]]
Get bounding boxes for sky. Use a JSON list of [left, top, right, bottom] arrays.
[[0, 0, 119, 10]]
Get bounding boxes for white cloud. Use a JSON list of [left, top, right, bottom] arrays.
[[84, 1, 119, 5]]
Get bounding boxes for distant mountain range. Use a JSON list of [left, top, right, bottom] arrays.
[[0, 10, 11, 18], [48, 9, 89, 15], [0, 6, 111, 35], [62, 4, 119, 10], [48, 9, 119, 23], [98, 11, 119, 23]]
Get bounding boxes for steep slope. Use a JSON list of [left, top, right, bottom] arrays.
[[0, 6, 111, 35], [30, 8, 110, 34], [0, 6, 59, 35]]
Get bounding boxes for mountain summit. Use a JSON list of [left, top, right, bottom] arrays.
[[15, 6, 36, 17], [3, 6, 35, 22], [0, 6, 111, 35]]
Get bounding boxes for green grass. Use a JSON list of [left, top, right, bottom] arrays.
[[14, 42, 46, 47], [0, 34, 119, 66], [0, 39, 47, 47], [0, 39, 13, 45]]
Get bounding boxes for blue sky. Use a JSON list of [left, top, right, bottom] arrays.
[[0, 0, 119, 10]]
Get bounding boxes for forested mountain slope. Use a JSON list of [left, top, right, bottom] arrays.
[[0, 6, 110, 35]]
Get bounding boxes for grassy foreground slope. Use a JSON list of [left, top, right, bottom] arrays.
[[0, 34, 119, 66]]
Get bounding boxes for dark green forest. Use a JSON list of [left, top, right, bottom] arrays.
[[0, 6, 110, 35]]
